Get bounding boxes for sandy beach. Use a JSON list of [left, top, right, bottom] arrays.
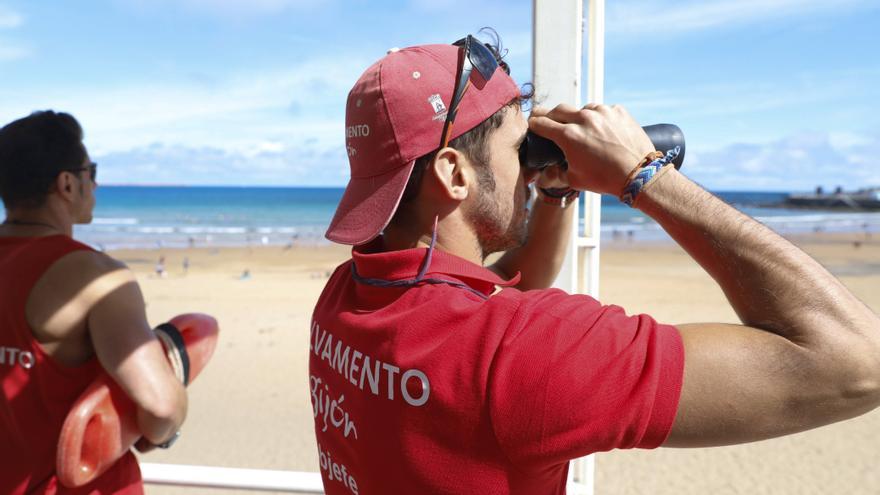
[[124, 231, 880, 494]]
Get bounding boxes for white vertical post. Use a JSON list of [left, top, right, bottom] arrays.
[[584, 0, 605, 298], [533, 0, 583, 296], [533, 0, 602, 494]]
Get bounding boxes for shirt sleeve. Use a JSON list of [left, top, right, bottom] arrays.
[[487, 289, 684, 469]]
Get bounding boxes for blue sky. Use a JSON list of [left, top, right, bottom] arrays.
[[0, 0, 878, 191]]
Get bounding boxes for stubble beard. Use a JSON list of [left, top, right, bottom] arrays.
[[468, 177, 530, 260]]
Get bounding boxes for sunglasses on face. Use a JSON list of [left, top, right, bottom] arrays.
[[64, 162, 97, 182], [438, 35, 507, 150]]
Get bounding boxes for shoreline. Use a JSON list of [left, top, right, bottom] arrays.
[[74, 186, 880, 251], [100, 225, 880, 259], [83, 217, 880, 252]]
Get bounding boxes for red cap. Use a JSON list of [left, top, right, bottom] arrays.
[[325, 44, 520, 245]]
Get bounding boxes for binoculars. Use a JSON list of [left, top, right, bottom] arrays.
[[520, 123, 686, 171]]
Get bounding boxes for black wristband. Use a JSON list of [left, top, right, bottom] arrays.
[[155, 323, 191, 386], [537, 187, 579, 207], [538, 187, 577, 198]]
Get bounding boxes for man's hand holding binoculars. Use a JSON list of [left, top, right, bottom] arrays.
[[528, 104, 656, 196]]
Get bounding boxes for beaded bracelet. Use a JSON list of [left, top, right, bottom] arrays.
[[538, 187, 580, 208], [619, 146, 681, 207]]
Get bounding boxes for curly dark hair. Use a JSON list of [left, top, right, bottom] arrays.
[[0, 110, 86, 210], [392, 29, 533, 219]]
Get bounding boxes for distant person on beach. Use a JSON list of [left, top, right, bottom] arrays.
[[155, 254, 166, 278], [0, 111, 187, 493], [310, 34, 880, 494]]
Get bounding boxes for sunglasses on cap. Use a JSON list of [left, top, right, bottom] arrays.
[[438, 35, 509, 150], [64, 162, 97, 182]]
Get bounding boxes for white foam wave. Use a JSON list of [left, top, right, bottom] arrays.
[[91, 217, 139, 225]]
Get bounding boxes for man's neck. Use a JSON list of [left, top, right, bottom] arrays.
[[382, 213, 483, 266], [2, 208, 73, 237]]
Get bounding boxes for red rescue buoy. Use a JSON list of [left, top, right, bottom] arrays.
[[56, 313, 219, 487]]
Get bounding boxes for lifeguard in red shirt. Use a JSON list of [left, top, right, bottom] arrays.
[[0, 111, 188, 493], [311, 31, 880, 495]]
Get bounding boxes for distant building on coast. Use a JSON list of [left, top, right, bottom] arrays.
[[786, 187, 880, 210]]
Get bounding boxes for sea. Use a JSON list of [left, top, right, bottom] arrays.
[[49, 186, 880, 251]]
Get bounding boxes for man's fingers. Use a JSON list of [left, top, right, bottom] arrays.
[[527, 114, 568, 140], [535, 102, 630, 122], [586, 103, 634, 120], [530, 103, 585, 125], [541, 103, 585, 124], [529, 105, 550, 118]]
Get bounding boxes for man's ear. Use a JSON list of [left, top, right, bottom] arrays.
[[429, 147, 471, 202], [53, 171, 77, 202]]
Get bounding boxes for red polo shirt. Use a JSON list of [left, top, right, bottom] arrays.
[[309, 239, 684, 494]]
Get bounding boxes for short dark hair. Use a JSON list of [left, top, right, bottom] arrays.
[[398, 98, 522, 207], [391, 29, 534, 224], [0, 110, 86, 209]]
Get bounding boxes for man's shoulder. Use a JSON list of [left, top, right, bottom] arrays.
[[495, 285, 600, 311], [39, 249, 134, 291], [25, 248, 138, 348], [54, 249, 128, 275], [492, 286, 607, 338]]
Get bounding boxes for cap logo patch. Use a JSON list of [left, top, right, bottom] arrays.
[[428, 94, 447, 121]]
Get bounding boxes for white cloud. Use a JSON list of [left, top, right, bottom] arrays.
[[183, 0, 322, 15], [117, 0, 323, 18], [687, 130, 880, 191], [0, 6, 22, 29], [0, 6, 26, 61], [0, 41, 384, 186], [608, 0, 877, 36], [0, 52, 370, 186], [97, 140, 349, 186], [616, 67, 878, 111], [608, 67, 880, 147], [0, 42, 27, 61], [829, 131, 874, 149], [0, 53, 369, 156], [89, 126, 880, 188]]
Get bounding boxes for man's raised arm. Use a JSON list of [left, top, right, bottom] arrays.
[[529, 103, 880, 446]]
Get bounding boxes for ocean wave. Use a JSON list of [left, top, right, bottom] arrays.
[[78, 230, 332, 251], [600, 223, 662, 233], [91, 217, 139, 225], [176, 226, 249, 235], [70, 210, 880, 251], [79, 225, 308, 235]]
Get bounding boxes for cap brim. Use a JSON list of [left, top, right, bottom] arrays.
[[325, 160, 416, 245]]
